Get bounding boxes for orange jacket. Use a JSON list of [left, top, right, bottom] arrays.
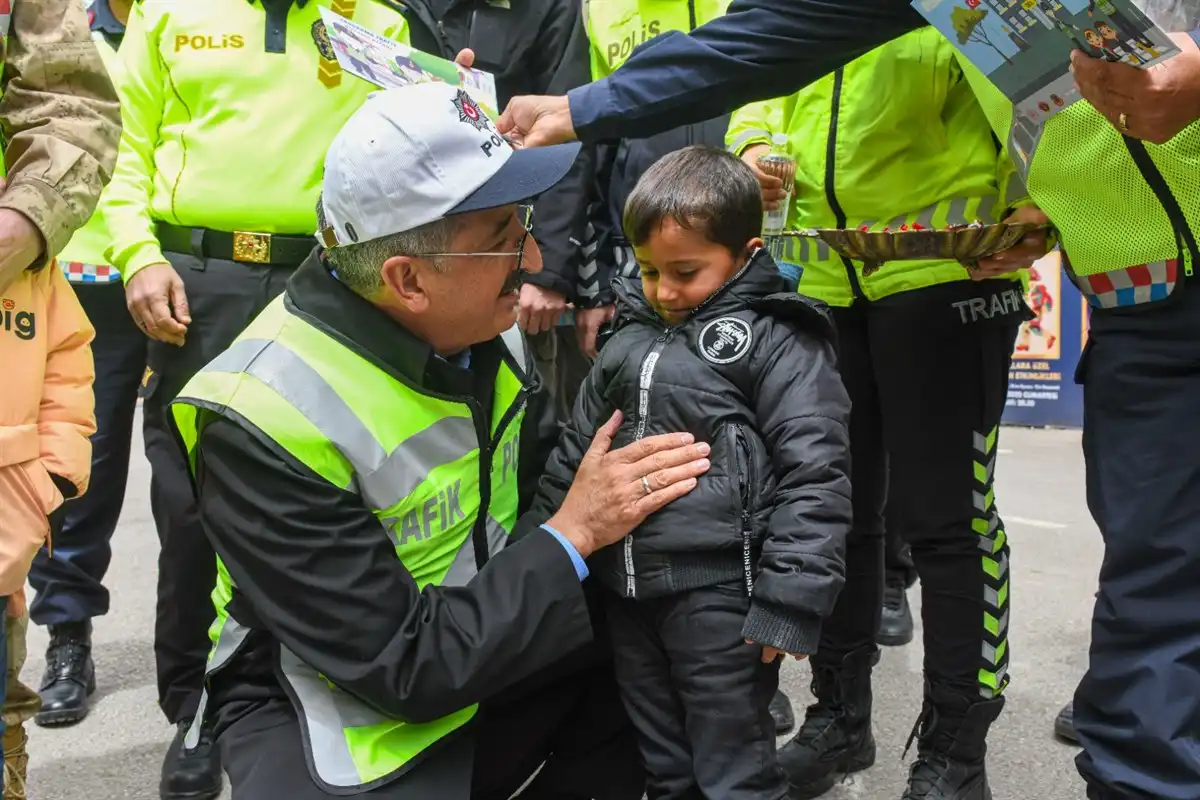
[[0, 263, 95, 611]]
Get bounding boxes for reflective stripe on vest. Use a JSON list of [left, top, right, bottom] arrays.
[[172, 296, 528, 792]]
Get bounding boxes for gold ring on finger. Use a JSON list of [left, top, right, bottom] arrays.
[[641, 476, 652, 496]]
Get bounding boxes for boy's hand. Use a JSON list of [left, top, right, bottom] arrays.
[[739, 144, 786, 211], [754, 643, 809, 664]]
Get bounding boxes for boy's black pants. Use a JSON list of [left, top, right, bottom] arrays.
[[604, 583, 788, 800], [819, 279, 1025, 697]]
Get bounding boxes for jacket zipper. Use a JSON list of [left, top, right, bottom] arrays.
[[618, 265, 755, 597], [687, 0, 697, 30], [625, 329, 675, 597], [1122, 136, 1197, 280], [732, 425, 755, 595], [825, 68, 865, 300]]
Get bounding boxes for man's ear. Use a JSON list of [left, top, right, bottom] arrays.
[[380, 256, 430, 312]]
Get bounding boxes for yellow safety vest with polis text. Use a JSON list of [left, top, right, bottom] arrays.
[[170, 296, 530, 793]]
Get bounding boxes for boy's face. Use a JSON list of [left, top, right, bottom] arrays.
[[634, 217, 757, 325]]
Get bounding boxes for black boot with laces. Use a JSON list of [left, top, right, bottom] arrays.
[[35, 621, 95, 727], [778, 647, 877, 799], [902, 682, 1005, 800]]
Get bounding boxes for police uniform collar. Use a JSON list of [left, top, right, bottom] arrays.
[[89, 0, 126, 36], [284, 250, 504, 392]]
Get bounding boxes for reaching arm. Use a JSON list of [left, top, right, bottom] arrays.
[[527, 2, 595, 299], [0, 0, 121, 262], [567, 0, 922, 141], [726, 96, 786, 156], [194, 417, 594, 725], [37, 267, 97, 498], [742, 307, 852, 657]]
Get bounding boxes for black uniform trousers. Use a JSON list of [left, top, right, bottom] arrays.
[[818, 279, 1024, 697], [29, 282, 147, 626], [604, 583, 787, 800], [144, 252, 295, 724], [884, 494, 917, 589], [1074, 279, 1200, 799]]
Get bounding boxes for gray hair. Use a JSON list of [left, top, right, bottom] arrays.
[[316, 195, 458, 297]]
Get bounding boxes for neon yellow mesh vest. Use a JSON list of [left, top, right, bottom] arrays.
[[959, 56, 1200, 308], [171, 295, 529, 793], [726, 28, 1028, 307]]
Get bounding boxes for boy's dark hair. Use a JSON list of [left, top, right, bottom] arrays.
[[622, 145, 763, 255]]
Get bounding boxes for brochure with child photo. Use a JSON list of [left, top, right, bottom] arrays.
[[914, 0, 1179, 130], [318, 7, 499, 118]]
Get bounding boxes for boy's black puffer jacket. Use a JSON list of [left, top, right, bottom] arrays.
[[532, 250, 852, 655]]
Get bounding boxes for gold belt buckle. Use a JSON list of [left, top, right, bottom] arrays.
[[232, 231, 272, 264]]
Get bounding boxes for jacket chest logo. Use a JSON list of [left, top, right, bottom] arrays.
[[697, 317, 752, 365]]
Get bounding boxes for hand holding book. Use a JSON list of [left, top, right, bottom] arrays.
[[1070, 31, 1200, 142]]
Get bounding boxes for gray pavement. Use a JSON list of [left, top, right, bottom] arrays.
[[23, 420, 1096, 799]]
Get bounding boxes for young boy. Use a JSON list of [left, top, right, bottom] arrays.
[[533, 146, 852, 799]]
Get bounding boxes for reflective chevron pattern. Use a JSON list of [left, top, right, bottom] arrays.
[[973, 425, 1010, 700]]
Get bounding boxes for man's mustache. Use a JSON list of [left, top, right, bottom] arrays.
[[501, 269, 524, 295]]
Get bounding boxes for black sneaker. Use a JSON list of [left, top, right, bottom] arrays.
[[778, 648, 877, 799], [1054, 701, 1079, 745], [771, 689, 796, 735], [160, 719, 223, 800], [878, 572, 915, 647], [35, 622, 96, 727]]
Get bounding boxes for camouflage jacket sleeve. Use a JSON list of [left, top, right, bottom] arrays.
[[0, 0, 122, 264]]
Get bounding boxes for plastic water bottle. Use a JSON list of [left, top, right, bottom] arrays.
[[758, 133, 796, 263], [758, 133, 795, 237]]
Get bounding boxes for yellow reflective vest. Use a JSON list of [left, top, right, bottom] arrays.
[[171, 296, 529, 793]]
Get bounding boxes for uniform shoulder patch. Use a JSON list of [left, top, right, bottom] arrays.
[[697, 317, 753, 365], [312, 19, 336, 60]]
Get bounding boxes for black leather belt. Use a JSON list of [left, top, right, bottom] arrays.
[[156, 223, 315, 267]]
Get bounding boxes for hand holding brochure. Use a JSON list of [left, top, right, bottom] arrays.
[[913, 0, 1179, 128], [318, 7, 499, 117]]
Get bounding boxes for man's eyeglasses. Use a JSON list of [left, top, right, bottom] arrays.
[[412, 205, 534, 271]]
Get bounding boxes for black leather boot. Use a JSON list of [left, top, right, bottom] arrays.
[[902, 682, 1005, 800], [35, 622, 95, 727], [778, 647, 877, 799], [878, 572, 915, 647], [160, 719, 223, 800], [771, 689, 796, 735], [1054, 701, 1078, 745]]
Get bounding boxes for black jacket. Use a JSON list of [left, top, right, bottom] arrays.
[[580, 114, 731, 306], [534, 250, 852, 655], [400, 0, 593, 299], [185, 254, 593, 787]]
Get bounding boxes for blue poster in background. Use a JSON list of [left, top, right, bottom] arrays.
[[1002, 251, 1086, 428]]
